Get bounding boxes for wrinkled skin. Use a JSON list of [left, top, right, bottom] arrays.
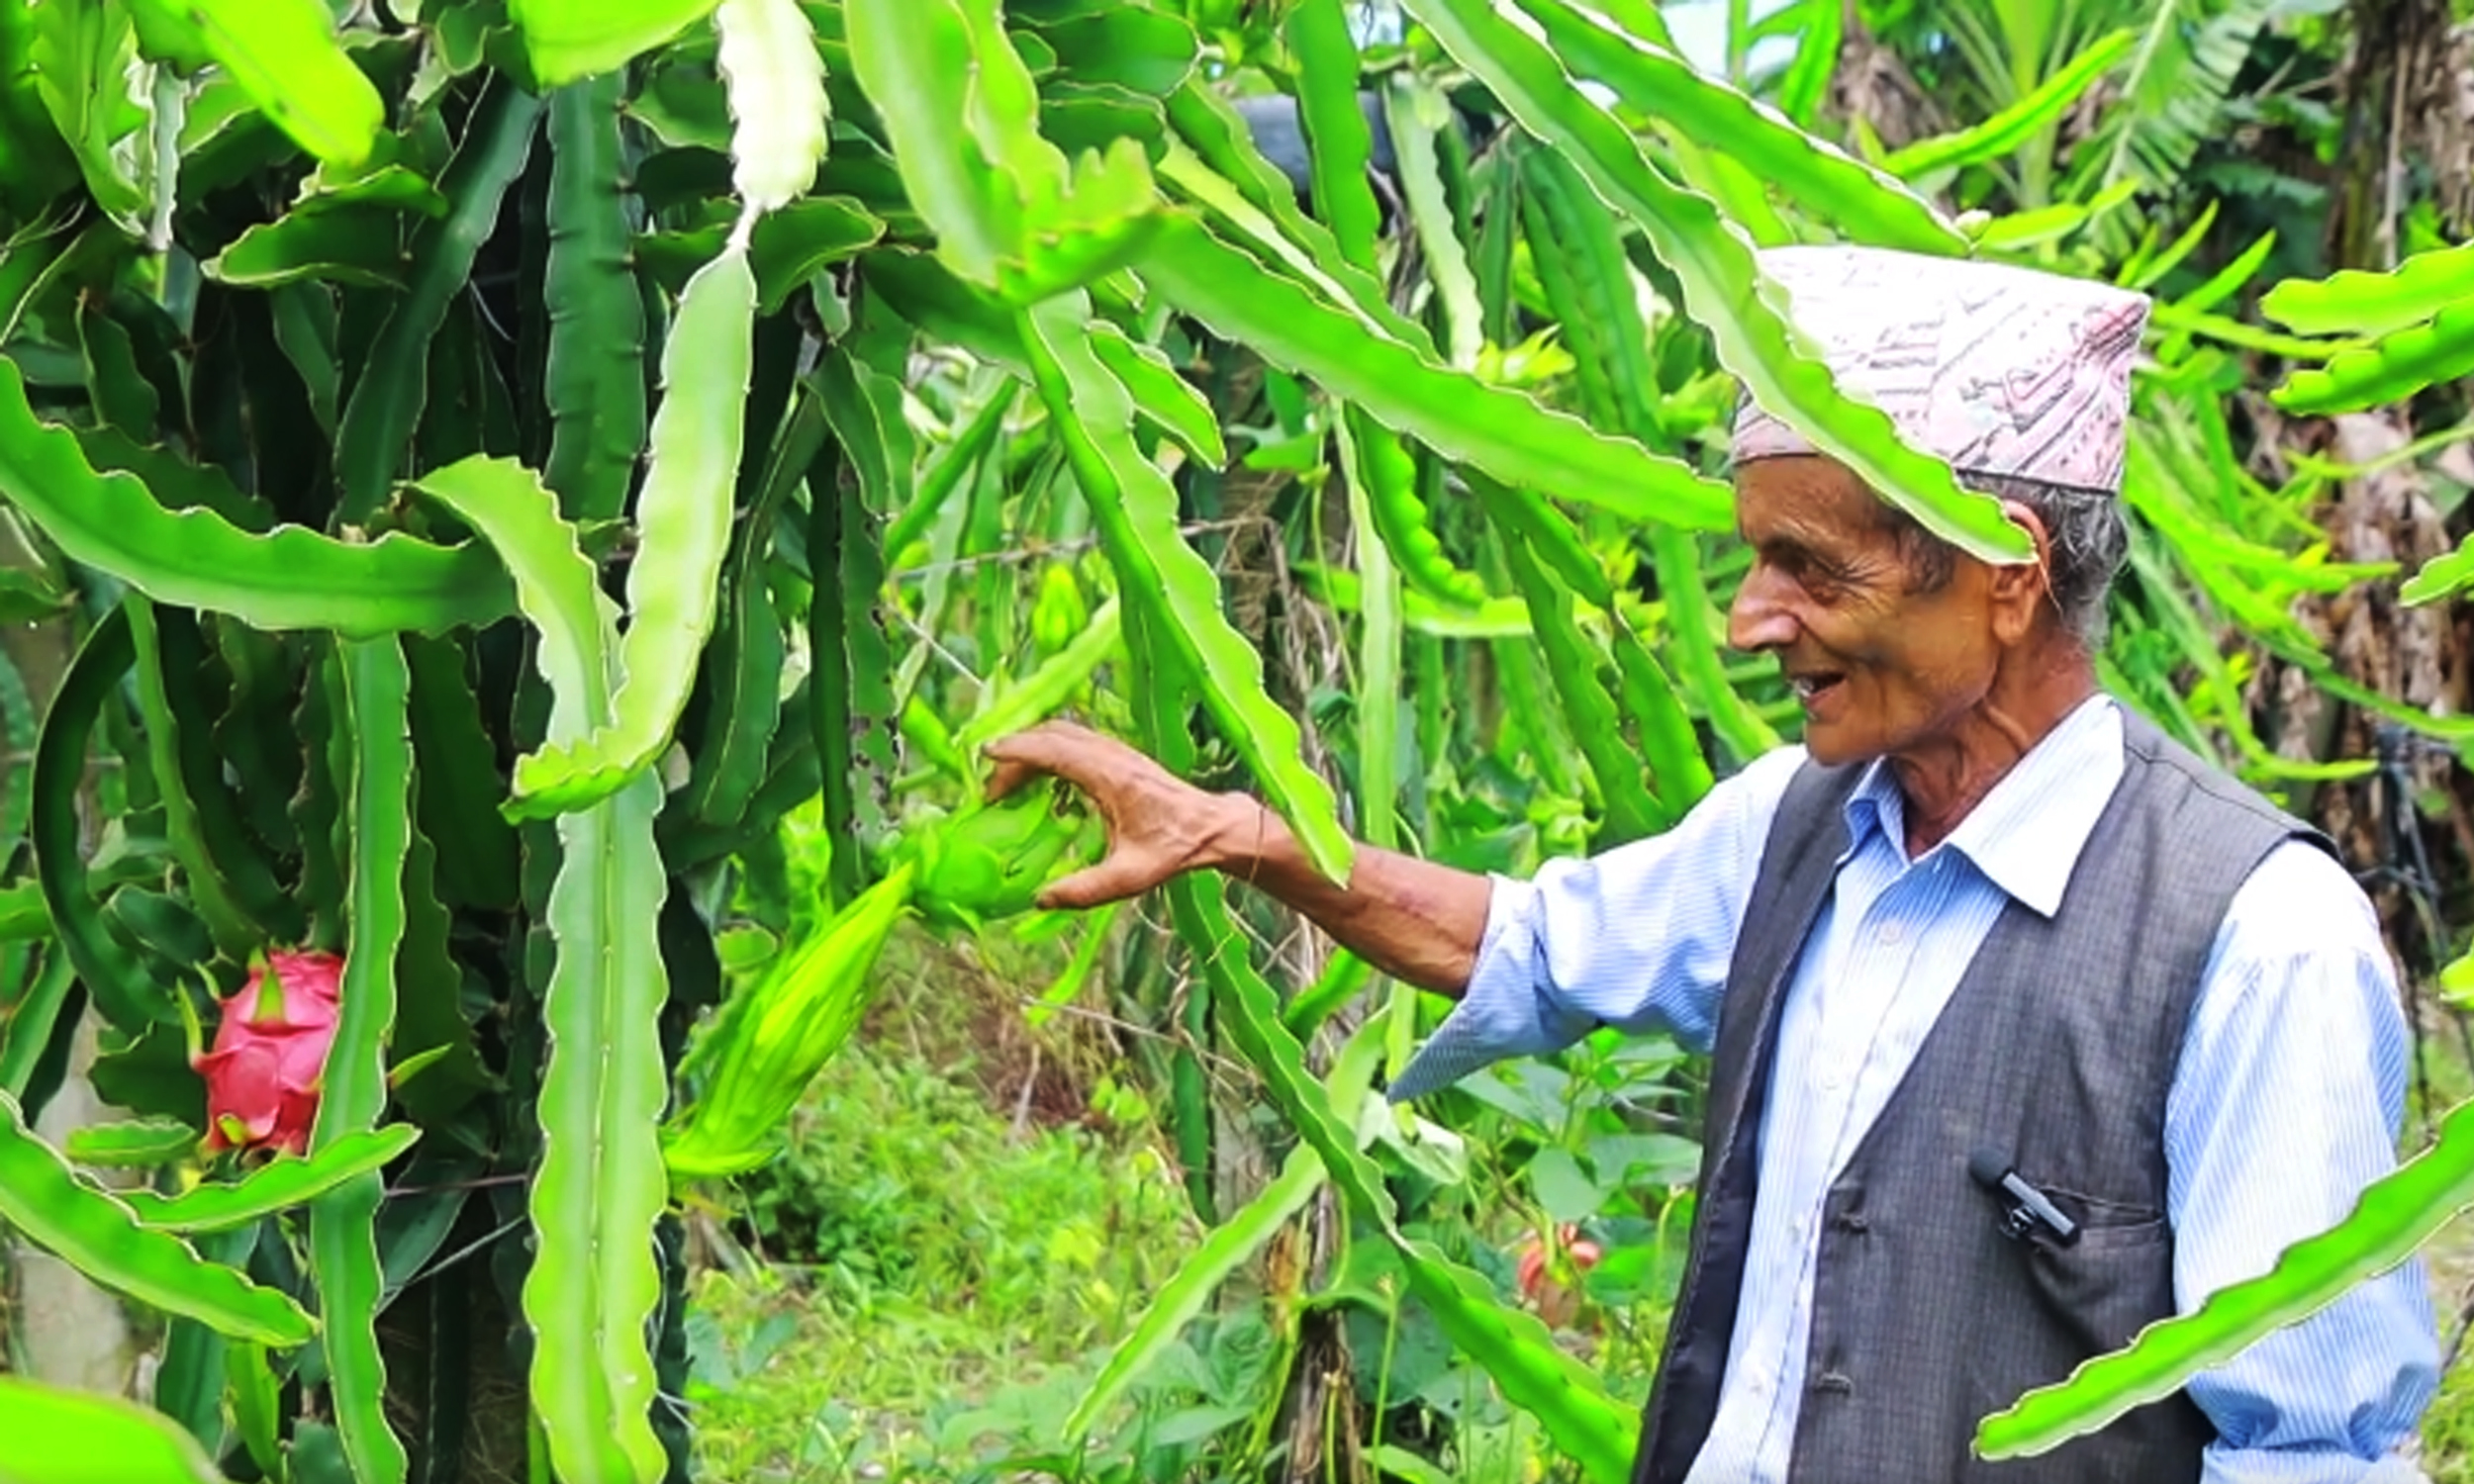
[[981, 719, 1498, 995], [193, 950, 344, 1157], [1726, 455, 2087, 854]]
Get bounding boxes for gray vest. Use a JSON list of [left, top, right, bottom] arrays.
[[1631, 709, 2330, 1484]]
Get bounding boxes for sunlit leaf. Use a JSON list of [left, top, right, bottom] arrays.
[[512, 243, 756, 816], [205, 203, 408, 289], [1284, 0, 1382, 268], [2402, 533, 2474, 607], [847, 0, 1159, 303], [0, 1091, 314, 1347], [128, 0, 385, 165], [1383, 74, 1485, 370], [1063, 1142, 1325, 1440], [2271, 300, 2474, 416], [309, 636, 417, 1484], [0, 1377, 228, 1484], [635, 196, 884, 312], [714, 0, 828, 219], [125, 1127, 422, 1234], [63, 1118, 197, 1168], [414, 460, 667, 1484], [511, 0, 721, 88], [1086, 323, 1223, 468], [2260, 241, 2474, 339], [1018, 290, 1355, 885]]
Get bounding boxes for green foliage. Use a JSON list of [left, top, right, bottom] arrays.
[[0, 2, 2464, 1481], [685, 1027, 1201, 1479], [1062, 1142, 1329, 1445], [513, 0, 724, 89], [664, 861, 915, 1179], [0, 1377, 230, 1484], [1138, 218, 1734, 532], [513, 244, 758, 816], [137, 0, 386, 167], [0, 1091, 314, 1347], [310, 635, 417, 1484], [1406, 0, 2027, 563], [0, 361, 512, 637], [121, 1126, 421, 1232]]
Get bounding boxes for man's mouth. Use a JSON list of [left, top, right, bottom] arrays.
[[1789, 673, 1845, 704]]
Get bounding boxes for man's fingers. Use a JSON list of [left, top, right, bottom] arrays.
[[983, 755, 1040, 805], [982, 721, 1117, 804], [1036, 852, 1166, 912]]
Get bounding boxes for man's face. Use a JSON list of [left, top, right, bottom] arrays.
[[1724, 456, 2013, 768]]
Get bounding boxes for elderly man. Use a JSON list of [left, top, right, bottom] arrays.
[[983, 244, 2439, 1481]]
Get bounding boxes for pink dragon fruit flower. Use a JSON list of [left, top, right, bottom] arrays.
[[192, 949, 344, 1157]]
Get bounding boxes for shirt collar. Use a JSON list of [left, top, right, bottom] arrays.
[[1838, 695, 2125, 918]]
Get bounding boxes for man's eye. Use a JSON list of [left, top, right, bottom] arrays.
[[1793, 559, 1843, 593]]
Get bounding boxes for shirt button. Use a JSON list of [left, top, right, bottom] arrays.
[[1877, 921, 1904, 945]]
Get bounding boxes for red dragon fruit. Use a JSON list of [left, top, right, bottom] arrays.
[[192, 950, 344, 1157]]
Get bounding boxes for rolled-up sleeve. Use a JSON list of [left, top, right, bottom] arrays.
[[1386, 745, 1808, 1101], [2169, 841, 2443, 1483]]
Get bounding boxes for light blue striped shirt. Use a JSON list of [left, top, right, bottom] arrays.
[[1389, 696, 2440, 1482]]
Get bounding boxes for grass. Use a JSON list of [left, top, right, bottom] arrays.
[[678, 929, 1206, 1482]]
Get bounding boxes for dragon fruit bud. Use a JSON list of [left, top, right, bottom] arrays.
[[192, 950, 344, 1157]]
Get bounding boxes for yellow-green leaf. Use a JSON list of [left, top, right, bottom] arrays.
[[128, 0, 382, 166], [511, 0, 721, 88]]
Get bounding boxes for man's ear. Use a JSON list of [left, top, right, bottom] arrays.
[[1989, 500, 2055, 642]]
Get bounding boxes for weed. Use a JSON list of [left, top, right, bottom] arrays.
[[681, 1030, 1202, 1481]]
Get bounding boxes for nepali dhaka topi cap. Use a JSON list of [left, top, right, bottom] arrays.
[[1729, 244, 2153, 496]]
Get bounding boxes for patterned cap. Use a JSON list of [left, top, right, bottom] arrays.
[[1730, 244, 2153, 495]]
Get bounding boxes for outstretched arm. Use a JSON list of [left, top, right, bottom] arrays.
[[1195, 789, 1492, 996], [986, 719, 1803, 1100]]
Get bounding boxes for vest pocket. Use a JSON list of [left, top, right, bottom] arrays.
[[2021, 1201, 2173, 1356]]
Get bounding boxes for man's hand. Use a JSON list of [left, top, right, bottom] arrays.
[[980, 719, 1240, 910], [980, 718, 1493, 997]]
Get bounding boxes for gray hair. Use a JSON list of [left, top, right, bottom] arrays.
[[1874, 473, 2128, 652]]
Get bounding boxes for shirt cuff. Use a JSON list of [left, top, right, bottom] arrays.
[[1385, 874, 1602, 1102]]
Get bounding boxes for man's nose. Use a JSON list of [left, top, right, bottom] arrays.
[[1726, 567, 1797, 655]]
